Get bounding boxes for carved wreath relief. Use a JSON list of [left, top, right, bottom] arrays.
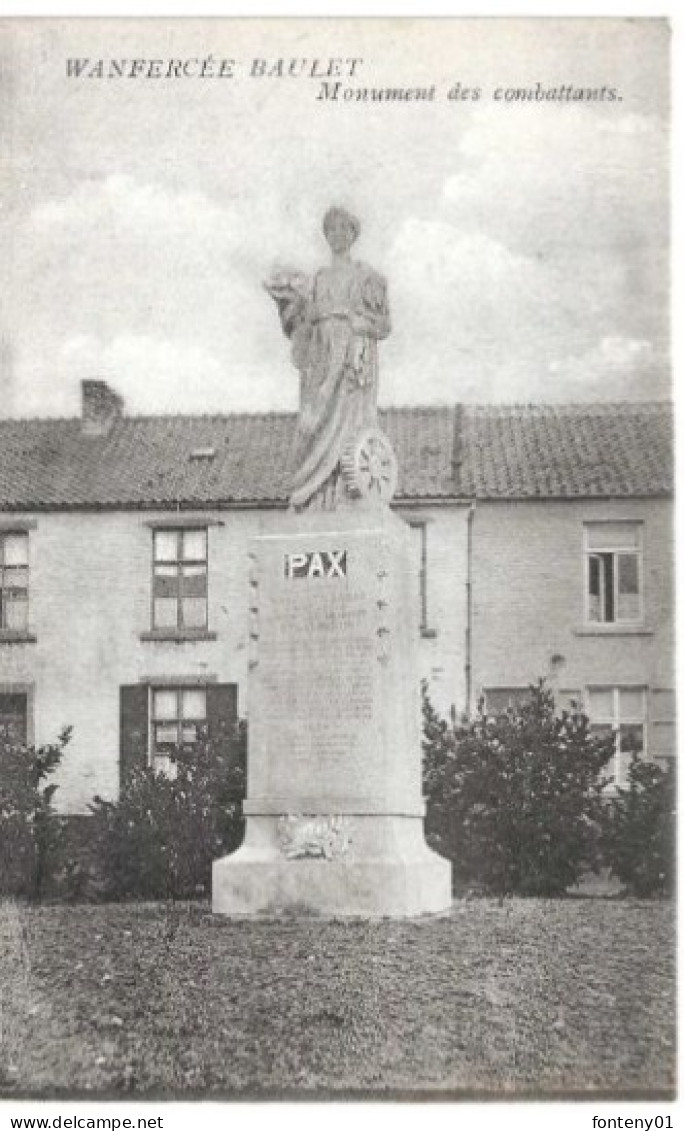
[[277, 815, 353, 860]]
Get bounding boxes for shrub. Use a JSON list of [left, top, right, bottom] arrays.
[[0, 724, 71, 899], [423, 681, 614, 896], [87, 719, 246, 900], [601, 759, 675, 898]]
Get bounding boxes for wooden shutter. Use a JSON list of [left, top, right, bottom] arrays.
[[0, 693, 28, 745], [0, 693, 29, 798], [206, 683, 242, 798], [206, 683, 238, 738], [119, 684, 149, 788]]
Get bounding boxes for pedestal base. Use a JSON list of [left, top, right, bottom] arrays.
[[213, 508, 452, 919], [212, 815, 452, 918]]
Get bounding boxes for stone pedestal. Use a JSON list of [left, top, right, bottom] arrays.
[[212, 505, 451, 917]]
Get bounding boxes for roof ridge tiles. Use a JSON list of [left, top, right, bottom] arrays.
[[0, 399, 671, 425], [463, 400, 671, 415], [0, 409, 300, 426]]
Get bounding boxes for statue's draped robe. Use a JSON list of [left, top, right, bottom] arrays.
[[278, 260, 391, 511]]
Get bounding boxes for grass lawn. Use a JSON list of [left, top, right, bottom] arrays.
[[0, 898, 675, 1099]]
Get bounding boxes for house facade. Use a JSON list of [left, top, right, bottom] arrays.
[[0, 383, 674, 813]]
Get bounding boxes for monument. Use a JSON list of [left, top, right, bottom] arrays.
[[212, 207, 452, 916]]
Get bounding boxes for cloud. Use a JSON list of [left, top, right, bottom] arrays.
[[440, 105, 668, 363], [0, 20, 669, 418], [3, 100, 669, 417], [387, 220, 548, 323], [7, 173, 304, 416], [31, 175, 237, 246], [378, 105, 668, 406], [443, 106, 668, 253], [547, 336, 669, 402], [24, 173, 327, 283], [384, 217, 572, 402], [13, 332, 299, 418], [62, 334, 228, 414]]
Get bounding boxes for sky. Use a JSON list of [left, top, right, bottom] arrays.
[[0, 17, 670, 418]]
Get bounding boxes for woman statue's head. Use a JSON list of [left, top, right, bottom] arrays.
[[322, 206, 361, 253]]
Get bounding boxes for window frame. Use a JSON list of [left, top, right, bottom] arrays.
[[583, 521, 644, 627], [586, 685, 647, 790], [483, 686, 530, 716], [151, 526, 209, 634], [406, 519, 436, 638], [0, 530, 30, 635], [149, 684, 208, 776]]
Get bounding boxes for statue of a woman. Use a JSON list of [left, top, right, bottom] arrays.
[[265, 207, 392, 511]]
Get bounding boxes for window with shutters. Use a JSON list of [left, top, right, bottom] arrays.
[[150, 686, 207, 777], [119, 682, 238, 788], [586, 686, 646, 789], [151, 527, 209, 634], [584, 522, 643, 625], [0, 532, 30, 637]]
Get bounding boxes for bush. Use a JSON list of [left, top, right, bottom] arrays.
[[0, 724, 71, 899], [87, 720, 246, 900], [601, 759, 675, 897], [423, 681, 614, 896]]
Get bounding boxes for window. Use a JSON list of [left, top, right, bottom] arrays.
[[408, 521, 435, 636], [0, 532, 29, 633], [119, 682, 238, 788], [586, 686, 646, 788], [484, 687, 530, 715], [150, 686, 207, 776], [152, 528, 208, 632], [585, 522, 643, 624]]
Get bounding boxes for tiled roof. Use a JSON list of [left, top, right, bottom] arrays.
[[458, 403, 674, 499], [0, 402, 672, 511]]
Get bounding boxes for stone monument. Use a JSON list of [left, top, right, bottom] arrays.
[[212, 207, 452, 916]]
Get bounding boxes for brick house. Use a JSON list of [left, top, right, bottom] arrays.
[[0, 382, 674, 812]]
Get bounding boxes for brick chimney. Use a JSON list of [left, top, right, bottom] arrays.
[[81, 380, 124, 436]]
